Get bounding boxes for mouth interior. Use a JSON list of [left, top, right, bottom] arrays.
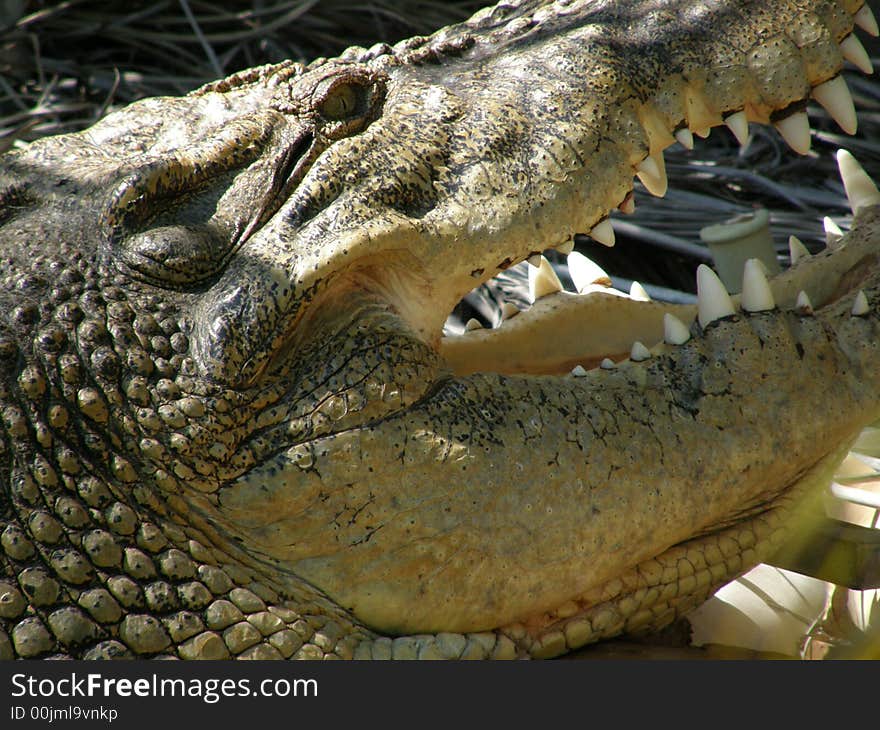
[[438, 252, 698, 377]]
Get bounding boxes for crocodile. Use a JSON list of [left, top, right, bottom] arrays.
[[1, 0, 880, 660]]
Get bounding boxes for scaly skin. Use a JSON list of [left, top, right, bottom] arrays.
[[1, 0, 879, 659]]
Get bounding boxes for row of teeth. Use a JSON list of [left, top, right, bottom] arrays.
[[569, 261, 872, 376], [514, 7, 878, 257], [462, 147, 880, 329], [461, 146, 880, 376], [577, 145, 880, 375]]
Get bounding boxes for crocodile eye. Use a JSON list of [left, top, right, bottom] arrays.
[[317, 83, 362, 121], [107, 115, 276, 290], [312, 73, 385, 134]]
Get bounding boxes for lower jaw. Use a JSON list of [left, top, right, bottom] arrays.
[[507, 440, 854, 659]]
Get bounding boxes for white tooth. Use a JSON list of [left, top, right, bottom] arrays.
[[774, 112, 811, 155], [741, 258, 776, 312], [836, 149, 880, 213], [589, 219, 616, 247], [529, 255, 563, 301], [788, 235, 811, 264], [636, 155, 660, 179], [556, 239, 575, 255], [630, 341, 651, 361], [465, 318, 483, 331], [696, 264, 736, 327], [852, 289, 869, 316], [571, 365, 588, 377], [724, 110, 750, 146], [812, 76, 858, 135], [501, 302, 521, 320], [527, 253, 543, 268], [824, 216, 844, 246], [674, 128, 695, 150], [636, 153, 668, 197], [795, 290, 814, 314], [855, 4, 879, 36], [568, 251, 611, 291], [841, 34, 874, 74], [663, 313, 691, 345], [600, 358, 616, 370], [619, 193, 636, 215], [629, 281, 651, 301]]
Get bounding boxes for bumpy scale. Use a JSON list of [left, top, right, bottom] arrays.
[[1, 0, 880, 660]]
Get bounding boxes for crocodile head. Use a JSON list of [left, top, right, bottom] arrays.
[[1, 0, 880, 659]]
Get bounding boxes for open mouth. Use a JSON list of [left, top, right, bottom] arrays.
[[436, 147, 878, 386], [401, 151, 880, 656]]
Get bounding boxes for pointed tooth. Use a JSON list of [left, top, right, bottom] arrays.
[[674, 127, 695, 149], [600, 358, 616, 370], [650, 152, 668, 196], [795, 290, 814, 314], [841, 34, 873, 74], [589, 219, 616, 247], [696, 264, 736, 327], [568, 251, 611, 291], [556, 239, 575, 255], [636, 155, 660, 179], [724, 110, 750, 146], [619, 193, 636, 215], [855, 4, 879, 36], [741, 259, 776, 313], [629, 281, 651, 301], [852, 289, 870, 316], [465, 318, 483, 331], [636, 153, 668, 197], [526, 253, 542, 268], [500, 302, 521, 320], [788, 235, 810, 264], [824, 216, 844, 246], [571, 365, 588, 377], [836, 149, 880, 213], [774, 112, 811, 155], [529, 255, 563, 301], [812, 76, 858, 135], [663, 313, 691, 345], [630, 341, 651, 362], [694, 127, 711, 139]]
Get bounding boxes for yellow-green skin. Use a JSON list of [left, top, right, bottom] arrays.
[[0, 0, 878, 659]]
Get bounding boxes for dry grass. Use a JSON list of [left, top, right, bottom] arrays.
[[0, 1, 484, 142]]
